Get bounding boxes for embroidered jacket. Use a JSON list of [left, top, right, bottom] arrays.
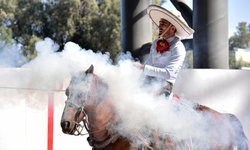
[[143, 37, 186, 84]]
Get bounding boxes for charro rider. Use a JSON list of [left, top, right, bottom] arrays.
[[134, 4, 194, 97]]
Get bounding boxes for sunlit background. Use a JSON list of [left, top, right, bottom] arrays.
[[0, 0, 250, 149]]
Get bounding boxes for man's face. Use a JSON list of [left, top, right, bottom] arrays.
[[159, 18, 172, 38]]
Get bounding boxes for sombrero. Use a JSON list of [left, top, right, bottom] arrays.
[[147, 4, 194, 38]]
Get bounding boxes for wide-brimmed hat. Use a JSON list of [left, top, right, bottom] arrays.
[[147, 4, 194, 38]]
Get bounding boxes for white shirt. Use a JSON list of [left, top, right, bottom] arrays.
[[143, 37, 186, 83]]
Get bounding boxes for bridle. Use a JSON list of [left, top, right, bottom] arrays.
[[65, 92, 120, 149], [64, 75, 120, 149], [64, 100, 89, 136], [64, 74, 93, 136]]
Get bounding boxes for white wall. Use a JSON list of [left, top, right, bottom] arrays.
[[0, 90, 92, 150], [0, 68, 92, 150]]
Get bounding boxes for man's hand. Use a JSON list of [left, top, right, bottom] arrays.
[[133, 61, 145, 69]]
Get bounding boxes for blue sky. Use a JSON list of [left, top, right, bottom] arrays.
[[163, 0, 250, 37], [228, 0, 250, 36]]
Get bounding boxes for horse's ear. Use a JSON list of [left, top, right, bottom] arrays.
[[85, 64, 94, 74]]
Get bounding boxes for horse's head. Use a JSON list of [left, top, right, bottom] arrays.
[[60, 65, 107, 135]]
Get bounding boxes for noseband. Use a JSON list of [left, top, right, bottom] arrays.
[[65, 100, 89, 136]]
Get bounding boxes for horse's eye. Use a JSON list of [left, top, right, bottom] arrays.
[[65, 88, 69, 96]]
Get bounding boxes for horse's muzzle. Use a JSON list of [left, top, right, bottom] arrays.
[[61, 121, 71, 134]]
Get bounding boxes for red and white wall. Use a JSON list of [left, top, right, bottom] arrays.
[[0, 68, 91, 150], [0, 68, 249, 149]]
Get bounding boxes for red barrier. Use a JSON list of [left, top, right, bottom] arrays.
[[47, 93, 54, 150]]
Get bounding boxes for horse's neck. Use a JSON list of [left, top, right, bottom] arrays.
[[85, 76, 116, 138], [92, 79, 113, 124], [87, 97, 115, 141], [95, 98, 114, 125]]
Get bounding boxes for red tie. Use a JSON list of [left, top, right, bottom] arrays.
[[156, 39, 170, 54]]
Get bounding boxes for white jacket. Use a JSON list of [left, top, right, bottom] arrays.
[[143, 37, 186, 84]]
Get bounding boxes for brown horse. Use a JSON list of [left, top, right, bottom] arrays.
[[61, 65, 249, 150], [61, 65, 137, 150]]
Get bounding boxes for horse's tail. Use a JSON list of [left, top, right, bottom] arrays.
[[226, 113, 249, 150]]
